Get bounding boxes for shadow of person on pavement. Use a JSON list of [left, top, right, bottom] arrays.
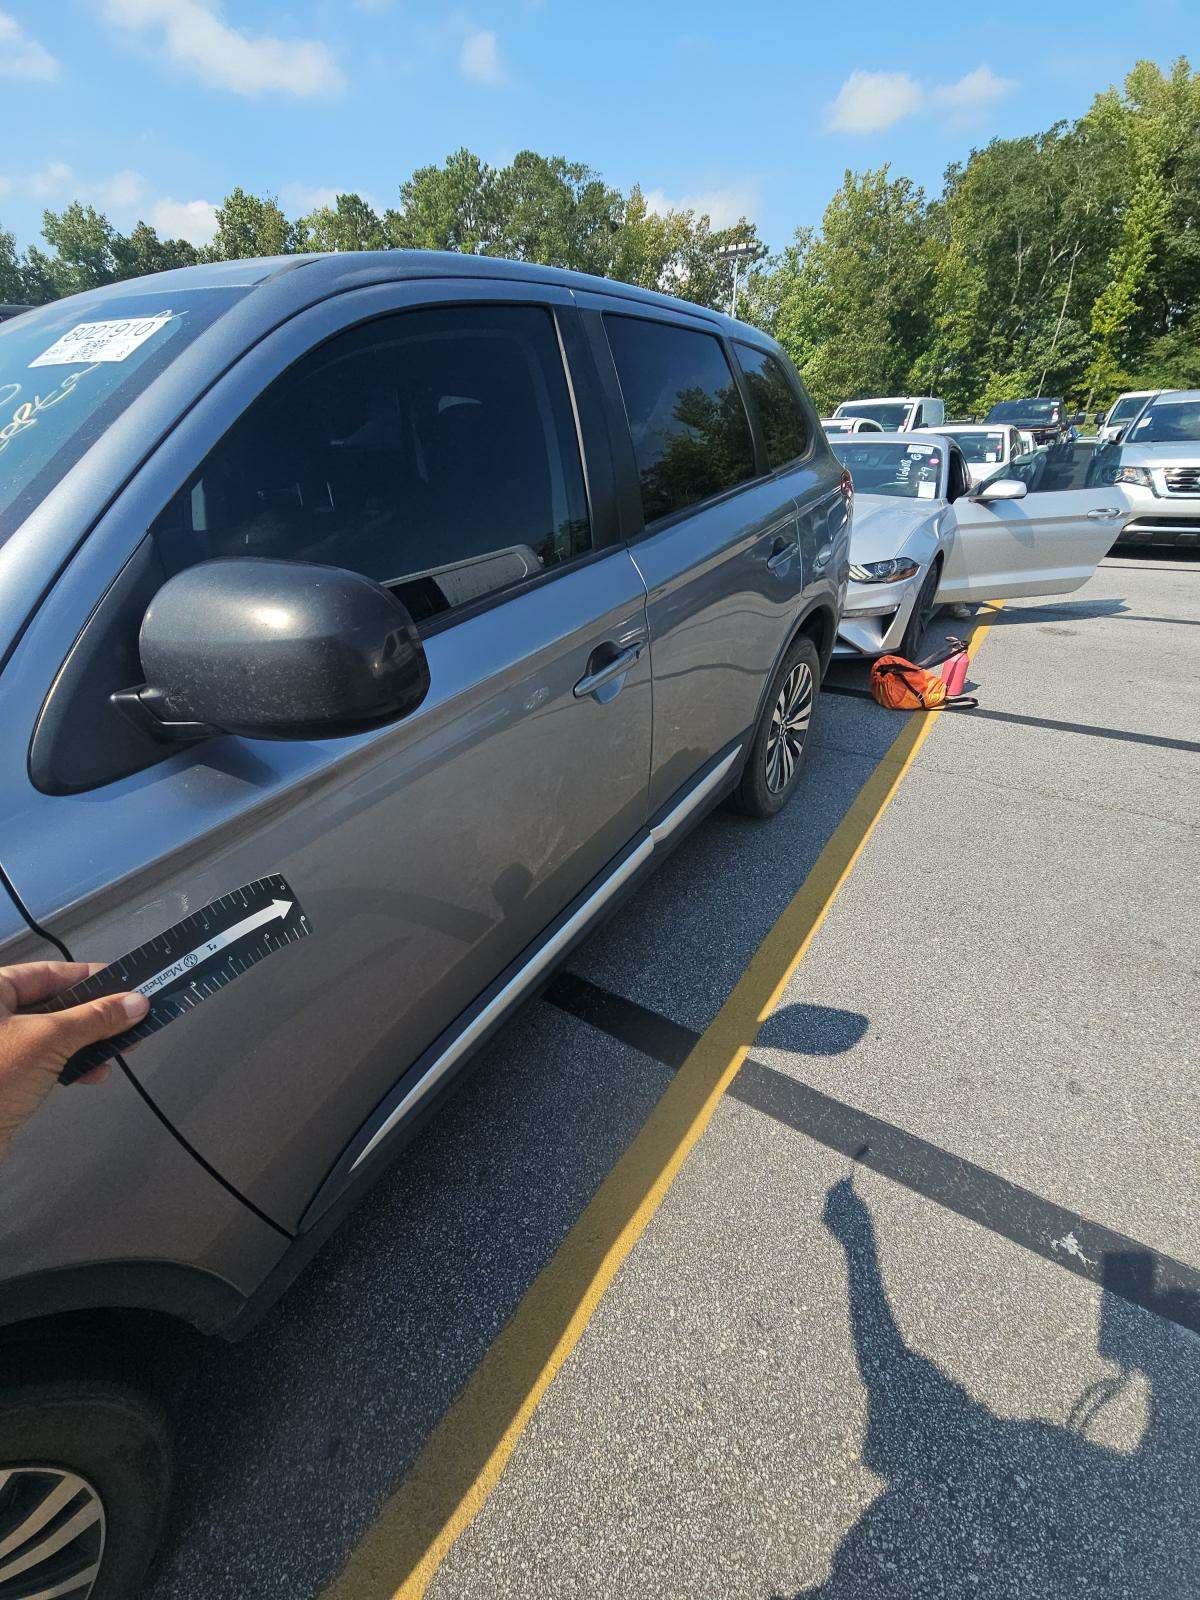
[[783, 1178, 1200, 1599]]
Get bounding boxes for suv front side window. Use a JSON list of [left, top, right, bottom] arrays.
[[151, 304, 592, 624]]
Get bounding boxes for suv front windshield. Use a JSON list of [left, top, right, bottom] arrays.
[[836, 401, 911, 429], [1127, 398, 1200, 445], [0, 287, 247, 545], [1107, 395, 1149, 425], [832, 439, 943, 499], [986, 398, 1060, 424]]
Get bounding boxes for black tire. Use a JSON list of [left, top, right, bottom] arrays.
[[728, 633, 821, 819], [0, 1377, 172, 1599], [898, 559, 940, 662]]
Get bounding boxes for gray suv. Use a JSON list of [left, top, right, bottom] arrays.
[[0, 252, 847, 1596]]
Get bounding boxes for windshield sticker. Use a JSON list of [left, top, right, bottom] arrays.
[[0, 365, 98, 457], [917, 479, 936, 499], [907, 445, 934, 456], [985, 451, 998, 461], [30, 312, 173, 369]]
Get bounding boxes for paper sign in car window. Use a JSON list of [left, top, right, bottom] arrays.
[[30, 312, 173, 369], [917, 479, 936, 499]]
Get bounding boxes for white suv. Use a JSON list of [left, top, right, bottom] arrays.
[[832, 396, 945, 433], [1105, 390, 1200, 548]]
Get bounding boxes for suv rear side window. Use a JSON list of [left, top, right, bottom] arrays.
[[734, 343, 809, 469], [151, 305, 591, 623], [604, 314, 755, 524]]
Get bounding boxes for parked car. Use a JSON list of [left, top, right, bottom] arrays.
[[0, 304, 30, 324], [831, 395, 945, 432], [0, 252, 850, 1596], [1096, 388, 1164, 444], [830, 432, 1130, 658], [821, 415, 884, 436], [939, 423, 1027, 487], [1100, 389, 1200, 547], [983, 397, 1082, 447]]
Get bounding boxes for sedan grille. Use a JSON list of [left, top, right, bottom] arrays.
[[1164, 467, 1200, 495]]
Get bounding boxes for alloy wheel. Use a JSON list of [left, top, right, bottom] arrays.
[[0, 1466, 105, 1599], [765, 660, 813, 794]]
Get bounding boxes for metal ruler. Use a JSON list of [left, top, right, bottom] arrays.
[[28, 874, 312, 1083]]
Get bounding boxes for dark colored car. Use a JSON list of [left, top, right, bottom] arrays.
[[983, 397, 1082, 446], [0, 304, 31, 323], [0, 252, 849, 1596]]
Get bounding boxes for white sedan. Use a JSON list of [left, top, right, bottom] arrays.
[[830, 433, 1132, 659]]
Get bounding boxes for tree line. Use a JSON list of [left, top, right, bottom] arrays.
[[2, 57, 1195, 418]]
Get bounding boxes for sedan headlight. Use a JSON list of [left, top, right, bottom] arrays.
[[849, 558, 921, 584], [1115, 465, 1157, 492]]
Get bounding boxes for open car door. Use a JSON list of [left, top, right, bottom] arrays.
[[936, 440, 1131, 603]]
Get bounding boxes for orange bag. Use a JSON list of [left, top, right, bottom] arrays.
[[869, 638, 977, 711]]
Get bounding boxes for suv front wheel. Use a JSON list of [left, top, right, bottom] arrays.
[[0, 1378, 172, 1599]]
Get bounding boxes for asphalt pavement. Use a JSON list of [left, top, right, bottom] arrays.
[[141, 548, 1200, 1600]]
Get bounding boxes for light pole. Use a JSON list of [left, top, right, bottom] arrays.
[[715, 241, 765, 319]]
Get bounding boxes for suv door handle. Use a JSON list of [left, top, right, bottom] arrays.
[[574, 641, 644, 700], [765, 537, 797, 575], [813, 543, 834, 570], [1087, 507, 1124, 519]]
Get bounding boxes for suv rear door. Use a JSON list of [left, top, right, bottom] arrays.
[[937, 440, 1130, 602], [580, 301, 821, 813], [0, 286, 653, 1230]]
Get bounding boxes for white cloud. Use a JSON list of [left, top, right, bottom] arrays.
[[827, 70, 924, 134], [0, 13, 61, 80], [98, 169, 146, 208], [644, 183, 761, 229], [826, 64, 1016, 134], [26, 162, 77, 200], [930, 65, 1016, 123], [150, 196, 219, 245], [100, 0, 345, 97], [459, 29, 505, 85]]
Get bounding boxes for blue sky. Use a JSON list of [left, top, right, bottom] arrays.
[[1, 1, 1192, 254]]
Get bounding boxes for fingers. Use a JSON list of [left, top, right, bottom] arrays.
[[0, 961, 96, 1011], [27, 991, 149, 1065]]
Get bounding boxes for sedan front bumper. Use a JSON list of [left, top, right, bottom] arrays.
[[833, 572, 923, 657]]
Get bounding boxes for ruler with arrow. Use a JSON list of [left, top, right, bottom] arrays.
[[27, 874, 312, 1083]]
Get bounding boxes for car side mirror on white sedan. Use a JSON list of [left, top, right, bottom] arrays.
[[972, 477, 1029, 502]]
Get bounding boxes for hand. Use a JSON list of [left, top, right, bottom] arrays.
[[821, 1175, 870, 1239], [0, 963, 149, 1158]]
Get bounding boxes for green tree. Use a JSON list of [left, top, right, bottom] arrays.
[[206, 188, 295, 261], [387, 148, 502, 254], [0, 226, 25, 303], [296, 192, 389, 253], [762, 168, 933, 413], [112, 220, 200, 279], [491, 151, 623, 274]]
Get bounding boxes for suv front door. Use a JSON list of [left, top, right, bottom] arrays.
[[937, 440, 1130, 602], [1, 291, 652, 1230]]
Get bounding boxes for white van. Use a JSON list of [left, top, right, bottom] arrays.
[[832, 396, 945, 432]]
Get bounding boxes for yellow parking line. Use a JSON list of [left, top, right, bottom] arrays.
[[322, 609, 1002, 1600]]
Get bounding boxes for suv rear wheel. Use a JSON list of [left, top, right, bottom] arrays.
[[728, 633, 821, 819], [0, 1378, 172, 1599]]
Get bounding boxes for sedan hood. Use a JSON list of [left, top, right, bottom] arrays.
[[849, 494, 937, 564]]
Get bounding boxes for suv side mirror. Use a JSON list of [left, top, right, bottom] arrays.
[[118, 559, 430, 741], [973, 477, 1029, 502]]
